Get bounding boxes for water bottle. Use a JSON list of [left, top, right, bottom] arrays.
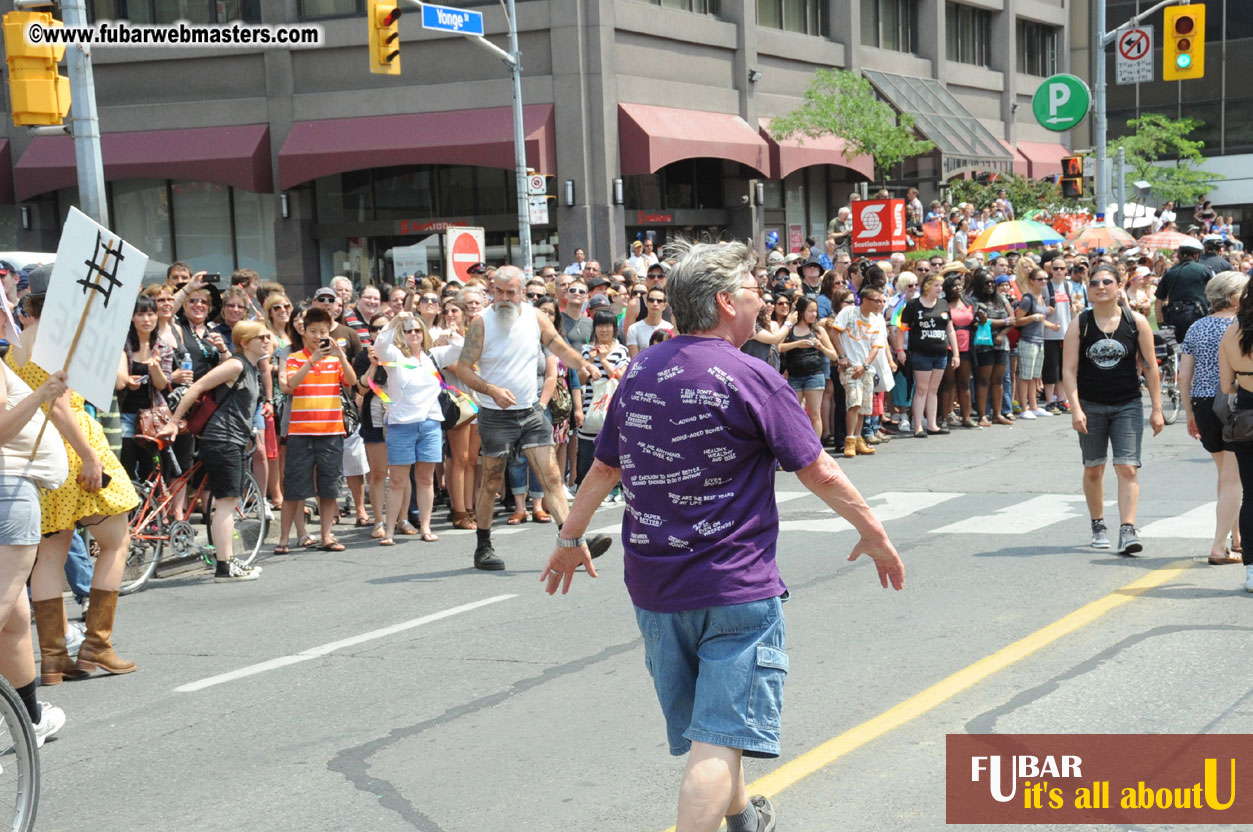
[[180, 355, 193, 374]]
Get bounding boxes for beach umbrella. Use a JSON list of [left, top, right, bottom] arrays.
[[968, 219, 1065, 252], [1137, 230, 1195, 250], [1066, 223, 1136, 254]]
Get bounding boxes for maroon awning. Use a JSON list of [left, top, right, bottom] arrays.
[[1017, 141, 1070, 179], [758, 118, 873, 180], [277, 104, 557, 191], [0, 140, 13, 205], [619, 103, 769, 177], [14, 124, 272, 201]]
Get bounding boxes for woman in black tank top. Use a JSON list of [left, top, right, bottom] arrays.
[[1217, 286, 1253, 586], [1062, 264, 1164, 557]]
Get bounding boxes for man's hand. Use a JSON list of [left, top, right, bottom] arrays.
[[583, 362, 602, 383], [851, 365, 866, 379], [1150, 408, 1165, 436], [489, 385, 517, 409], [1071, 407, 1088, 435], [312, 341, 334, 362], [541, 543, 599, 595], [847, 534, 905, 590]]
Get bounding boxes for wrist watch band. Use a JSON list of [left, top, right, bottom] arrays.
[[556, 535, 586, 549]]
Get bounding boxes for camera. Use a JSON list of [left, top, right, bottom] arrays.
[[203, 273, 221, 284], [320, 338, 331, 349]]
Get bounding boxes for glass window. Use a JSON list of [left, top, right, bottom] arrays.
[[1017, 19, 1058, 77], [232, 189, 276, 279], [152, 0, 212, 23], [759, 0, 822, 34], [475, 167, 513, 216], [299, 0, 360, 19], [947, 3, 990, 66], [437, 167, 476, 216], [112, 180, 173, 262], [642, 0, 720, 11], [374, 167, 435, 220], [89, 0, 258, 22], [758, 0, 782, 29], [862, 0, 916, 52], [171, 181, 233, 276]]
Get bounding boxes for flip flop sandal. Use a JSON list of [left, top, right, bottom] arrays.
[[273, 545, 291, 554], [299, 535, 318, 548], [421, 532, 439, 543], [318, 539, 346, 552], [398, 524, 420, 536], [378, 538, 396, 547], [355, 517, 372, 527], [1208, 554, 1243, 565], [370, 523, 388, 539]]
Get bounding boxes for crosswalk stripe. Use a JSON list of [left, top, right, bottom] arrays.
[[929, 493, 1087, 536], [778, 491, 962, 534], [1139, 502, 1217, 539]]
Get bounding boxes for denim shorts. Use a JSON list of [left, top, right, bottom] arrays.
[[252, 402, 266, 433], [385, 418, 443, 466], [0, 476, 41, 546], [787, 372, 826, 392], [120, 411, 138, 439], [909, 352, 949, 372], [1077, 398, 1143, 468], [477, 403, 552, 458], [1018, 340, 1045, 379], [635, 596, 788, 759]]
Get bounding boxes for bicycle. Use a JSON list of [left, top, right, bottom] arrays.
[[0, 675, 40, 831], [1154, 326, 1182, 426], [122, 437, 268, 595]]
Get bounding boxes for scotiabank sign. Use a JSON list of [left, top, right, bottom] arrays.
[[850, 198, 908, 255]]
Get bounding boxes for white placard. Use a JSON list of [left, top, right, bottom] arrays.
[[0, 291, 19, 349], [31, 207, 149, 410], [528, 195, 549, 225], [392, 241, 430, 280], [1115, 26, 1154, 85]]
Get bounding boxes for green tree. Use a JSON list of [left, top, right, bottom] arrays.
[[769, 69, 934, 183], [1109, 113, 1223, 207], [947, 173, 1081, 217]]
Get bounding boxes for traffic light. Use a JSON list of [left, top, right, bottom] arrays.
[[1163, 4, 1205, 81], [368, 0, 401, 75], [1060, 155, 1085, 199], [2, 11, 70, 126]]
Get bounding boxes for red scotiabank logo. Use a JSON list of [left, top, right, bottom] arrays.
[[947, 734, 1253, 824], [851, 198, 907, 255]]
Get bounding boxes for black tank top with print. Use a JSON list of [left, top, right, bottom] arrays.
[[1076, 308, 1141, 405]]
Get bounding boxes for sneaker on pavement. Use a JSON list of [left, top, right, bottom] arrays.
[[473, 541, 505, 571], [32, 701, 65, 748], [1245, 566, 1253, 593], [1090, 519, 1111, 549], [1118, 524, 1143, 556], [749, 795, 776, 832], [563, 485, 576, 501], [215, 560, 261, 582], [1032, 408, 1052, 417], [65, 623, 84, 657], [1019, 410, 1037, 420], [899, 416, 911, 433]]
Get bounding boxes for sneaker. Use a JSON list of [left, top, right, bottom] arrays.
[[1245, 566, 1253, 593], [898, 416, 911, 433], [1019, 410, 1037, 420], [600, 494, 616, 507], [748, 795, 777, 832], [612, 492, 624, 504], [262, 503, 274, 520], [32, 702, 65, 748], [1032, 408, 1052, 417], [563, 485, 576, 501], [474, 541, 505, 571], [1090, 519, 1111, 549], [215, 560, 261, 582], [1118, 524, 1143, 557], [65, 623, 84, 658], [1012, 400, 1023, 414], [587, 534, 613, 560]]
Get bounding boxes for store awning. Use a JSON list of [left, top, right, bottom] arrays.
[[759, 118, 874, 180], [15, 125, 272, 201], [997, 140, 1030, 177], [278, 104, 557, 191], [0, 140, 13, 204], [619, 103, 769, 177], [1017, 141, 1070, 179], [862, 70, 1014, 180]]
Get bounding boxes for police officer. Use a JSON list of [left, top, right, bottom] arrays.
[[1200, 235, 1234, 274], [1154, 238, 1212, 341]]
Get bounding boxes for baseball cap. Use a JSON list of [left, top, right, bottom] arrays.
[[313, 287, 338, 301], [586, 294, 611, 310], [774, 264, 790, 276], [1178, 237, 1203, 252], [784, 253, 802, 263], [1133, 266, 1152, 279], [586, 276, 610, 290], [631, 240, 643, 249], [994, 274, 1012, 285], [767, 251, 784, 266], [25, 264, 53, 296]]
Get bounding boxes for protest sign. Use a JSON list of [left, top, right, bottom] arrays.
[[31, 207, 149, 411], [0, 291, 19, 349]]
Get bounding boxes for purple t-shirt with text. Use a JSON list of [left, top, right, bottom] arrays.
[[595, 335, 823, 613]]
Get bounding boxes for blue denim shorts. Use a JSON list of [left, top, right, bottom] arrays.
[[787, 372, 826, 392], [908, 351, 949, 372], [0, 476, 41, 546], [1078, 398, 1143, 468], [119, 411, 137, 439], [635, 596, 788, 759], [385, 418, 443, 466]]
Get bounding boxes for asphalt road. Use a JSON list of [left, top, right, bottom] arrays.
[[32, 406, 1253, 832]]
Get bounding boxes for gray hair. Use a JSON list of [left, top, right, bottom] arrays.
[[493, 265, 525, 288], [662, 240, 756, 334], [1206, 270, 1249, 311]]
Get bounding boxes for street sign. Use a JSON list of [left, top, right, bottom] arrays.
[[446, 226, 485, 283], [421, 3, 484, 36], [1115, 26, 1154, 84], [1032, 74, 1091, 132], [527, 174, 546, 196], [528, 195, 549, 225]]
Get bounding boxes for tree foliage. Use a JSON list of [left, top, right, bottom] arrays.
[[1109, 113, 1223, 207], [769, 69, 935, 183], [945, 173, 1081, 216]]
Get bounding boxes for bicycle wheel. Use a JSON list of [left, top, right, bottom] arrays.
[[0, 676, 40, 831], [206, 472, 268, 568], [1161, 359, 1181, 425], [120, 481, 164, 596]]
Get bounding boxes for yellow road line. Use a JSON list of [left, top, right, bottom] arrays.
[[660, 559, 1194, 832]]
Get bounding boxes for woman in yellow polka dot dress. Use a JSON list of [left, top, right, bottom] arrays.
[[8, 268, 140, 684]]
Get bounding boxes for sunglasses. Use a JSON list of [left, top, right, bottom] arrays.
[[402, 324, 421, 333], [186, 298, 210, 306], [1088, 278, 1116, 287], [567, 288, 587, 296], [368, 325, 383, 332], [271, 303, 291, 310], [526, 292, 542, 300], [646, 297, 666, 304], [775, 300, 790, 306], [420, 295, 439, 303], [1052, 266, 1067, 271], [647, 273, 665, 280], [1030, 277, 1048, 283]]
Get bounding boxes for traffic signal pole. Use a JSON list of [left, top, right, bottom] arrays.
[[61, 0, 107, 226]]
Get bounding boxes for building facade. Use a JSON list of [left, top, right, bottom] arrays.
[[2, 0, 1070, 293]]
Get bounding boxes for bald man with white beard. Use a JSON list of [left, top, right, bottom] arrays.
[[454, 266, 613, 570]]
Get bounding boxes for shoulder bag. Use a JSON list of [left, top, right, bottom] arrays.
[[184, 357, 245, 437], [1211, 393, 1253, 444]]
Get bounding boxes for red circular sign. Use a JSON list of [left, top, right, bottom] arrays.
[[450, 232, 483, 283], [1118, 28, 1150, 60]]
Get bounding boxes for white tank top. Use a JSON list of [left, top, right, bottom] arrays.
[[478, 304, 541, 410]]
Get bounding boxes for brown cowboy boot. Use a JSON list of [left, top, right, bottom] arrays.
[[33, 598, 89, 685], [75, 588, 137, 676]]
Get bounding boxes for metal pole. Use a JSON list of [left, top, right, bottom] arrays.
[[1094, 0, 1108, 223], [1115, 146, 1127, 230], [60, 0, 107, 227], [505, 0, 532, 275]]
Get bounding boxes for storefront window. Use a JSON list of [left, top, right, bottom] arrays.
[[90, 0, 259, 22], [112, 179, 173, 261], [172, 181, 233, 276], [232, 189, 277, 279], [299, 0, 359, 19], [438, 167, 476, 217], [375, 167, 435, 220]]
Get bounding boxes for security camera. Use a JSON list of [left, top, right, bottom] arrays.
[[740, 194, 750, 204]]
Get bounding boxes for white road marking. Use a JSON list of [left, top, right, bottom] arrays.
[[1140, 502, 1217, 539], [779, 491, 963, 533], [443, 527, 527, 537], [174, 594, 516, 693], [930, 493, 1088, 535]]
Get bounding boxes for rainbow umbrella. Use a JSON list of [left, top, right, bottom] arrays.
[[1066, 223, 1136, 254], [967, 219, 1065, 253], [1137, 229, 1195, 250]]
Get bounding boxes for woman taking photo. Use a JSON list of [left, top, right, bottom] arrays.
[[779, 296, 839, 437], [897, 272, 959, 438], [376, 312, 444, 544], [7, 269, 139, 682], [116, 295, 174, 480], [158, 322, 270, 582], [969, 269, 1015, 426], [353, 314, 392, 540], [1182, 271, 1249, 564], [938, 270, 976, 428], [431, 297, 479, 530], [262, 293, 292, 510]]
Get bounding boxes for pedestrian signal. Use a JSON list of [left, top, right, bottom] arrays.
[[1163, 4, 1205, 81], [2, 11, 70, 126], [368, 0, 401, 75], [1060, 155, 1084, 199]]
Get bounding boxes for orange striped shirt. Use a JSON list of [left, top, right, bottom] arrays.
[[286, 349, 345, 436]]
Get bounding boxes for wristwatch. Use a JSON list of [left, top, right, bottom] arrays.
[[556, 535, 586, 549]]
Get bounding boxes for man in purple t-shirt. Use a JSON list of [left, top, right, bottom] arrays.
[[542, 241, 904, 832]]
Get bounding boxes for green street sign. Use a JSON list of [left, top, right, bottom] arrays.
[[1032, 74, 1091, 132]]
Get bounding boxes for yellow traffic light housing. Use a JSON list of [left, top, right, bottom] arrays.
[[3, 10, 70, 126], [368, 0, 401, 75], [1163, 4, 1205, 81]]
